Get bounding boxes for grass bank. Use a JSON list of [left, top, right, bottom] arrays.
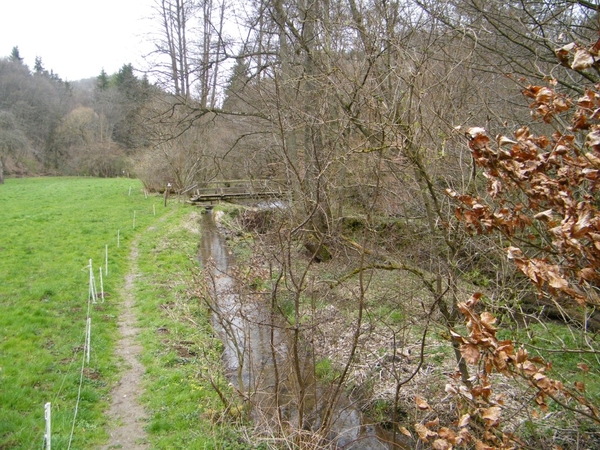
[[134, 208, 247, 448]]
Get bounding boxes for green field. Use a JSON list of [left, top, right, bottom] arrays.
[[0, 177, 239, 449]]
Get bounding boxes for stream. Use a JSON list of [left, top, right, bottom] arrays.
[[199, 209, 395, 449]]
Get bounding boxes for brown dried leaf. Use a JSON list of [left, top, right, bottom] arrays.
[[533, 372, 551, 390], [579, 268, 597, 282], [415, 423, 437, 442], [572, 48, 597, 70], [481, 406, 502, 425], [398, 425, 412, 437], [445, 383, 458, 395], [496, 134, 517, 147], [535, 87, 553, 103], [534, 209, 554, 221], [475, 440, 495, 450], [466, 127, 490, 151], [553, 96, 571, 112], [516, 346, 528, 363], [415, 395, 431, 411], [438, 427, 457, 442], [460, 343, 480, 365], [468, 292, 483, 306], [457, 428, 472, 445], [587, 130, 600, 152], [432, 439, 451, 450], [556, 43, 576, 66], [426, 417, 440, 428], [545, 266, 569, 290], [458, 413, 471, 428], [506, 246, 524, 260], [480, 311, 497, 331], [578, 362, 590, 373]]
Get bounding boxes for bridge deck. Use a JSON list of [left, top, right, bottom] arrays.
[[188, 180, 289, 204]]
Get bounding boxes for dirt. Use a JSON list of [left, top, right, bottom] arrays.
[[101, 242, 149, 449]]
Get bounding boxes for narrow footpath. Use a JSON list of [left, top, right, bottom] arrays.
[[102, 240, 149, 449]]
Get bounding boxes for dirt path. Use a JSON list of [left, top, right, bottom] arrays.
[[102, 241, 149, 449]]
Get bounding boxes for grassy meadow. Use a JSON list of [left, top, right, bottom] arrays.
[[0, 177, 166, 447], [0, 177, 239, 449]]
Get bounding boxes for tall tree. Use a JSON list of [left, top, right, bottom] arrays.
[[151, 0, 193, 97], [9, 46, 24, 64], [416, 0, 599, 90], [33, 56, 45, 75], [0, 111, 29, 183], [148, 0, 230, 104]]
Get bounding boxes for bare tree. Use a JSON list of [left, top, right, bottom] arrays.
[[151, 0, 193, 98], [148, 0, 230, 105], [0, 111, 29, 183]]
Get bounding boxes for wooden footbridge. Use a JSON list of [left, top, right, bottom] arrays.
[[188, 179, 290, 204]]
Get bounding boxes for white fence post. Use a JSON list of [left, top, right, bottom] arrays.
[[44, 402, 51, 450], [88, 259, 97, 304], [85, 317, 91, 365], [99, 267, 104, 302]]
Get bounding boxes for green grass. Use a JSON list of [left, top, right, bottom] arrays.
[[134, 209, 249, 448], [0, 177, 175, 449], [499, 322, 600, 403]]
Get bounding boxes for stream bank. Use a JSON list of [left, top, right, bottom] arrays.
[[199, 209, 399, 449]]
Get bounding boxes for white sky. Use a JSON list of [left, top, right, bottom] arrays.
[[0, 0, 156, 81]]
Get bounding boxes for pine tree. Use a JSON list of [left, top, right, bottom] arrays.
[[96, 69, 109, 91], [34, 56, 45, 75], [9, 46, 24, 64]]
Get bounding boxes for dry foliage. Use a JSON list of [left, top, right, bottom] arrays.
[[447, 51, 600, 310], [415, 40, 600, 449]]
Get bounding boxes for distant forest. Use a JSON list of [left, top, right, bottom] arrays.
[[0, 46, 151, 181], [1, 1, 598, 194]]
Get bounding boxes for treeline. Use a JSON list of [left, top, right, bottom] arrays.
[[0, 47, 153, 182]]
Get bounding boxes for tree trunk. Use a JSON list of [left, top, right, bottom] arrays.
[[0, 158, 4, 184]]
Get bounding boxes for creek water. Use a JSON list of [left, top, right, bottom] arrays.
[[199, 210, 398, 449]]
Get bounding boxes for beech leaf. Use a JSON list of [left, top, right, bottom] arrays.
[[481, 406, 502, 425], [585, 130, 600, 151], [432, 439, 451, 450], [506, 246, 524, 260], [534, 209, 554, 221], [480, 311, 497, 331], [496, 134, 517, 146], [460, 343, 480, 365], [415, 395, 430, 410], [415, 423, 437, 442], [572, 48, 597, 70], [465, 127, 490, 150], [578, 362, 590, 373], [458, 413, 471, 427], [398, 425, 412, 437]]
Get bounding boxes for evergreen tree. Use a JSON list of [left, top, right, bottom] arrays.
[[9, 46, 24, 64], [34, 56, 45, 75], [96, 69, 109, 91], [115, 64, 138, 97]]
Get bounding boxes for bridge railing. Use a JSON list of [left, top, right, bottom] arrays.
[[190, 179, 289, 202]]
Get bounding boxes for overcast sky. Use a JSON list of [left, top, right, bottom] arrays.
[[0, 0, 156, 81]]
